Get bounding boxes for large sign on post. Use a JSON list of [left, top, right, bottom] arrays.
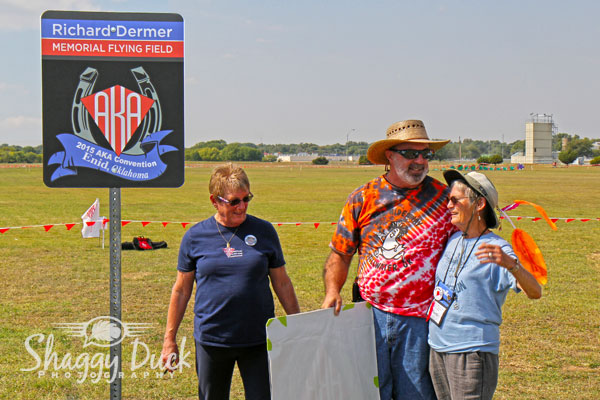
[[42, 11, 184, 188]]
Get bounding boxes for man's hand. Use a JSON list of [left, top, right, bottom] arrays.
[[321, 291, 343, 316], [321, 250, 353, 316]]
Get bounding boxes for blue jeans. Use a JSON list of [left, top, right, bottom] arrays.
[[373, 307, 435, 400]]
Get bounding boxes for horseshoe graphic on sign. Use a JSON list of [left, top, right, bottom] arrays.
[[71, 67, 98, 144], [127, 66, 162, 155]]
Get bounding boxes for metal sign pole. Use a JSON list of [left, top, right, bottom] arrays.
[[109, 188, 122, 400]]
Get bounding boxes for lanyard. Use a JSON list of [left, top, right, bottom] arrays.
[[441, 231, 485, 292]]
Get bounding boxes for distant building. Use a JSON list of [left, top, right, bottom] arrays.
[[277, 154, 357, 162], [511, 114, 557, 164]]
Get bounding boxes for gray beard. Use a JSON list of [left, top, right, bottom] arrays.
[[393, 164, 428, 187]]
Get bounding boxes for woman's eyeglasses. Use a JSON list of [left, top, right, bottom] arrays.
[[388, 148, 435, 160], [217, 193, 254, 206], [447, 196, 468, 205]]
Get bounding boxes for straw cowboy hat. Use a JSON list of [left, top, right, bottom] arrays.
[[367, 120, 450, 165]]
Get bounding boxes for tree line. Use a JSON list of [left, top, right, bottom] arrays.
[[0, 144, 43, 163], [185, 135, 599, 163], [185, 140, 371, 162], [2, 134, 598, 163]]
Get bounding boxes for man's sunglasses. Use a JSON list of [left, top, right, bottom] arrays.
[[217, 193, 254, 206], [388, 148, 435, 160]]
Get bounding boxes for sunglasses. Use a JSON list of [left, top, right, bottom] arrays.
[[217, 193, 254, 206], [447, 196, 469, 205], [388, 148, 435, 160]]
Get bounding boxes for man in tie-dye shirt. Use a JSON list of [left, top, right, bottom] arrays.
[[322, 119, 456, 400]]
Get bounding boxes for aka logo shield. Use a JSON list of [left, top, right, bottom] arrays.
[[45, 66, 180, 186], [81, 85, 155, 156]]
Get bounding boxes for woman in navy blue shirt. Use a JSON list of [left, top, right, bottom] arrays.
[[161, 163, 300, 399]]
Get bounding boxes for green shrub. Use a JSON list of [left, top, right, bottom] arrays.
[[262, 155, 278, 162], [488, 154, 503, 164], [358, 155, 372, 165], [312, 156, 329, 165], [559, 150, 578, 165], [477, 155, 490, 164]]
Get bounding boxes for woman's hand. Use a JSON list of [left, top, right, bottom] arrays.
[[161, 339, 179, 372], [475, 243, 514, 270], [475, 243, 542, 299]]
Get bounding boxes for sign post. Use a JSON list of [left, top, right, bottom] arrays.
[[109, 187, 122, 398], [41, 11, 184, 399]]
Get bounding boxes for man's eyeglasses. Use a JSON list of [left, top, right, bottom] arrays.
[[217, 193, 254, 206], [388, 148, 435, 160]]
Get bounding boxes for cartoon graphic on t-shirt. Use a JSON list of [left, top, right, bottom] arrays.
[[373, 222, 412, 270]]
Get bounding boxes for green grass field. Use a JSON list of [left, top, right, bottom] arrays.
[[1, 163, 599, 399]]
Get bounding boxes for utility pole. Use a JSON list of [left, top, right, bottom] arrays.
[[346, 128, 355, 163]]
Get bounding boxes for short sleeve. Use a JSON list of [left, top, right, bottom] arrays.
[[329, 192, 362, 256], [265, 222, 286, 268], [492, 240, 519, 293], [177, 230, 196, 272]]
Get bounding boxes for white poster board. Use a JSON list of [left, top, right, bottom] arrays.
[[266, 302, 380, 400]]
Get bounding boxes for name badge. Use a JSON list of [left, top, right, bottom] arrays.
[[427, 281, 455, 326]]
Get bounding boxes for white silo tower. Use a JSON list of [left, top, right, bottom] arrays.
[[525, 113, 556, 164]]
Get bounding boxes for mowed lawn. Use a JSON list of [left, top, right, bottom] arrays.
[[0, 163, 599, 399]]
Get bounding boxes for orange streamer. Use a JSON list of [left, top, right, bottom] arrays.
[[513, 200, 557, 231], [511, 229, 548, 285]]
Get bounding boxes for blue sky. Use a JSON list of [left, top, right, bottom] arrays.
[[2, 0, 600, 146]]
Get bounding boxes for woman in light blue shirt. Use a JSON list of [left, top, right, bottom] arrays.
[[428, 171, 542, 400]]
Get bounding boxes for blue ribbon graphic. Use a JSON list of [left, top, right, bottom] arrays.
[[48, 130, 178, 182]]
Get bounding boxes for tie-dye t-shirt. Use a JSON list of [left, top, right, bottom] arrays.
[[330, 174, 456, 318]]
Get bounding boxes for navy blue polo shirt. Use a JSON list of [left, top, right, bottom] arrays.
[[178, 214, 285, 347]]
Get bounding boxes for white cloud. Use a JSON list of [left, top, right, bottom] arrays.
[[0, 0, 101, 31], [0, 115, 41, 129], [186, 76, 200, 85], [0, 115, 42, 145], [0, 81, 20, 92]]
